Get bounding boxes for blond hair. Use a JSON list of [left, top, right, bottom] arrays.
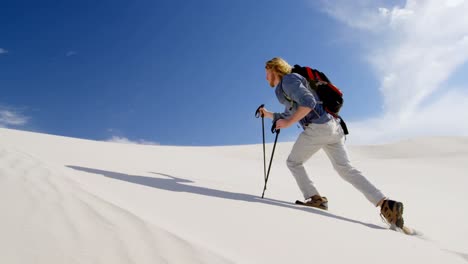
[[265, 57, 292, 78]]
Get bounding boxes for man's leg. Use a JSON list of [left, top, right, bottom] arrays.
[[323, 138, 385, 206], [287, 129, 324, 199]]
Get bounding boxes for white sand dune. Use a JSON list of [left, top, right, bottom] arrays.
[[1, 127, 467, 263]]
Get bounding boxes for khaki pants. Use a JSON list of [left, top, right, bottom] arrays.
[[287, 119, 385, 206]]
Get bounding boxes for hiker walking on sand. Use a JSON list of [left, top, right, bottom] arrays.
[[259, 57, 405, 228]]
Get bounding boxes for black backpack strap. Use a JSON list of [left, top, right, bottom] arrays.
[[338, 115, 349, 135]]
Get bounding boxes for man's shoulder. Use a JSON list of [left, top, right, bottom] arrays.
[[282, 73, 307, 88], [284, 72, 303, 81]]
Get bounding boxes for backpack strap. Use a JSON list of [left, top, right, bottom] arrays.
[[280, 81, 295, 111], [338, 115, 349, 135]]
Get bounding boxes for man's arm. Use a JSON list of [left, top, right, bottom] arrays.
[[282, 74, 317, 109], [275, 106, 311, 129], [259, 108, 274, 119]]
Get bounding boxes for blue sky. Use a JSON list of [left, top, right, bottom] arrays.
[[1, 0, 468, 146]]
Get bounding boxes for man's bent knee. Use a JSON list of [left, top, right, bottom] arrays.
[[286, 157, 302, 169]]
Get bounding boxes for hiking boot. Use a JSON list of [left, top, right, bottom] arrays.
[[304, 195, 328, 210], [380, 199, 404, 228]]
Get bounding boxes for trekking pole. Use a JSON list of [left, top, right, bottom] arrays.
[[261, 121, 280, 199], [255, 104, 267, 184]]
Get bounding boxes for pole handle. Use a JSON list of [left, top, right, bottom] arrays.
[[271, 120, 280, 134], [255, 104, 265, 118]]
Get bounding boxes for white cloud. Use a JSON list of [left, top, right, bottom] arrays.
[[348, 88, 468, 144], [318, 0, 468, 143], [446, 0, 465, 7], [106, 136, 160, 145], [0, 109, 29, 127], [66, 51, 77, 57], [0, 48, 8, 54], [379, 6, 414, 28], [318, 0, 400, 32]]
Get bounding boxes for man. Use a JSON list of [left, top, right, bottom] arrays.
[[259, 57, 404, 228]]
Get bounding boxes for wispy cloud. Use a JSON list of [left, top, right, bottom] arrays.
[[0, 107, 29, 127], [66, 51, 77, 57], [318, 0, 468, 144], [318, 0, 397, 32], [106, 136, 160, 145], [0, 48, 8, 55]]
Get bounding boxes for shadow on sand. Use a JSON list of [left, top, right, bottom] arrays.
[[67, 165, 385, 231]]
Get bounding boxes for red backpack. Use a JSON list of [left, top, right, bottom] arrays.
[[291, 64, 348, 135]]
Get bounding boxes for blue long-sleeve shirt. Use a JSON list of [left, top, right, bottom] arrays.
[[273, 73, 331, 129]]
